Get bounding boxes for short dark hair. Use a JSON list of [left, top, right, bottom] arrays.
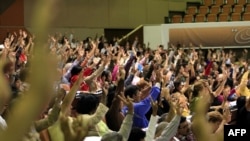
[[159, 45, 164, 48], [124, 85, 139, 98], [76, 94, 99, 114], [70, 66, 82, 76], [128, 127, 146, 141], [236, 96, 246, 110], [179, 116, 187, 125]]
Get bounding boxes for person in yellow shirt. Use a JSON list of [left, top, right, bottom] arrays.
[[236, 70, 250, 97]]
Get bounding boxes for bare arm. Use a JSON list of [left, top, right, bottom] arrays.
[[117, 95, 134, 141], [155, 100, 183, 141], [88, 103, 109, 127], [80, 41, 97, 67], [213, 77, 227, 97], [61, 70, 84, 116], [84, 56, 110, 85], [181, 75, 190, 94], [34, 99, 61, 132], [145, 98, 159, 141], [34, 89, 65, 132]]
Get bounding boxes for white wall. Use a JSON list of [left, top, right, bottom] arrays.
[[143, 25, 162, 50], [144, 21, 250, 49]]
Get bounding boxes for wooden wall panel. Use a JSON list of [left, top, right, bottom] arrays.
[[0, 0, 24, 26], [0, 0, 25, 42]]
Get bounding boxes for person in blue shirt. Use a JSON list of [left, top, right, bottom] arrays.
[[122, 83, 161, 128]]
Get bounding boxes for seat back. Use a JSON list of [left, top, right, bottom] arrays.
[[195, 14, 207, 22], [183, 14, 194, 23], [222, 5, 233, 13], [210, 5, 221, 14], [242, 12, 250, 20], [231, 12, 242, 21], [207, 13, 218, 22], [218, 13, 230, 21], [171, 15, 183, 23]]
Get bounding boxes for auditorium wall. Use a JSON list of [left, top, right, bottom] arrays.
[[23, 0, 201, 40]]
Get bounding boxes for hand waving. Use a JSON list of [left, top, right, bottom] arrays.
[[118, 95, 134, 115], [150, 96, 158, 116]]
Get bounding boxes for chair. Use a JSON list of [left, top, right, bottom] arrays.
[[195, 14, 207, 22], [218, 13, 230, 21], [207, 13, 218, 22], [233, 4, 244, 13], [183, 14, 194, 23], [203, 0, 214, 6], [237, 0, 247, 5], [245, 4, 250, 12], [210, 5, 221, 14], [225, 0, 236, 5], [231, 12, 242, 21], [214, 0, 225, 6], [171, 15, 183, 23], [187, 6, 198, 15], [242, 12, 250, 20], [199, 6, 209, 14], [222, 5, 233, 13]]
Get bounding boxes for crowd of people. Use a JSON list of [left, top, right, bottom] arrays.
[[0, 29, 250, 141]]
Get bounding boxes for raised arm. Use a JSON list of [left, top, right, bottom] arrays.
[[236, 70, 249, 96], [84, 56, 110, 91], [155, 115, 181, 141], [1, 39, 10, 62], [189, 58, 196, 78], [34, 89, 65, 132], [212, 74, 227, 97], [155, 100, 183, 141], [105, 75, 125, 131], [80, 41, 97, 67], [125, 66, 136, 87], [163, 54, 169, 70], [117, 95, 134, 141], [180, 74, 190, 94], [61, 70, 84, 116], [145, 98, 159, 141], [87, 103, 109, 127]]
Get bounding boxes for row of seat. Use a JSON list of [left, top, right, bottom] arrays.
[[169, 0, 250, 23], [171, 12, 250, 23], [187, 4, 250, 15], [203, 0, 249, 6]]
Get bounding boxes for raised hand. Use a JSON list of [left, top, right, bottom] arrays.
[[150, 96, 158, 116], [118, 95, 134, 115], [90, 40, 97, 49], [222, 103, 231, 123], [55, 88, 66, 103], [189, 59, 195, 65], [189, 42, 193, 47], [102, 55, 111, 66], [175, 99, 184, 116], [118, 67, 126, 81], [78, 49, 84, 57], [155, 68, 162, 83], [162, 87, 170, 99], [93, 57, 101, 65]]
